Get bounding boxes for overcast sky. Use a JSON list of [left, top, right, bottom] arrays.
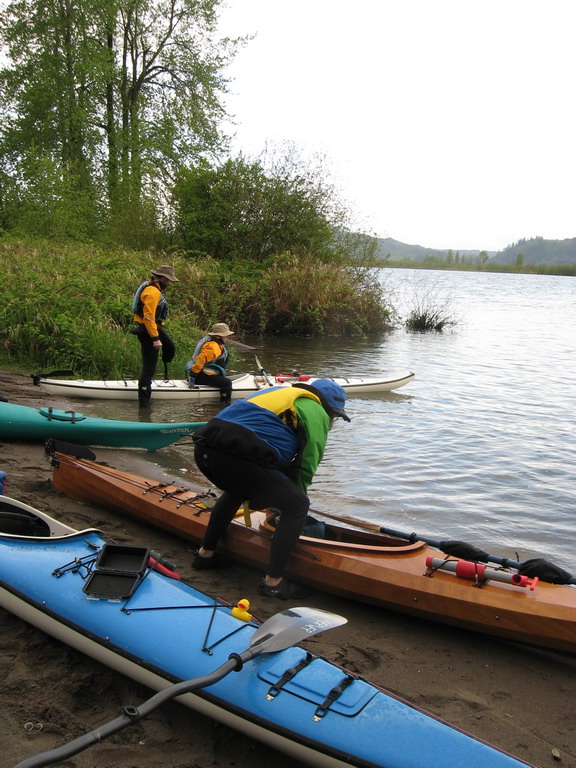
[[217, 0, 576, 252]]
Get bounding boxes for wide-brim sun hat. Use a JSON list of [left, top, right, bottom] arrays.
[[294, 379, 351, 422], [152, 265, 179, 282], [208, 322, 234, 337]]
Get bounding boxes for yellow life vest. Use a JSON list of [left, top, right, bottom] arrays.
[[246, 386, 322, 430]]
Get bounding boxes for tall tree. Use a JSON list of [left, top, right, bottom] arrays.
[[0, 0, 236, 240], [112, 0, 233, 203]]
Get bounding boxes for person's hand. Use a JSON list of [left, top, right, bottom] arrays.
[[187, 375, 196, 389], [152, 339, 162, 349]]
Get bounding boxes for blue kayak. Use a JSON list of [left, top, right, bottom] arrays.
[[0, 496, 534, 768], [0, 400, 206, 450]]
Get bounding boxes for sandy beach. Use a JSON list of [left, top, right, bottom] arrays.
[[1, 369, 575, 768]]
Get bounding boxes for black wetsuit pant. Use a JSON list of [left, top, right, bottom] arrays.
[[195, 370, 232, 402], [133, 326, 175, 403], [194, 444, 309, 578]]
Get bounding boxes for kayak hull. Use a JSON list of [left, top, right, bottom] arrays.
[[0, 401, 205, 450], [0, 494, 532, 768], [34, 370, 415, 401], [50, 453, 576, 655]]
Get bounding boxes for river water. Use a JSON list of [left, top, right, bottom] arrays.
[[92, 268, 576, 573]]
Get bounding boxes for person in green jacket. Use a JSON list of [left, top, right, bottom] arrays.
[[191, 379, 351, 599]]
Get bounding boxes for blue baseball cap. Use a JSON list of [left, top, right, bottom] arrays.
[[296, 378, 351, 422]]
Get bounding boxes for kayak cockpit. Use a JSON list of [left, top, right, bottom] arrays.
[[0, 496, 88, 539], [261, 511, 425, 554]]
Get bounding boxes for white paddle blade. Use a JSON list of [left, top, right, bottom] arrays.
[[249, 606, 347, 654]]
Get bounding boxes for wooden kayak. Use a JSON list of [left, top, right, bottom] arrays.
[[32, 369, 416, 401], [0, 400, 206, 450], [0, 494, 533, 768], [49, 451, 576, 655]]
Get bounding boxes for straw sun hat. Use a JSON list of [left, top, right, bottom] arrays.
[[208, 322, 234, 337]]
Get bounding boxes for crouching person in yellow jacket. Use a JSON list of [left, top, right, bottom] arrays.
[[185, 323, 234, 402], [191, 379, 351, 599]]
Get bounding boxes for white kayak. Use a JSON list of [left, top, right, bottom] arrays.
[[32, 370, 415, 401]]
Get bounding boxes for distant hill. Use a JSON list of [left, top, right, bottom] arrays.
[[373, 236, 576, 266], [373, 237, 493, 262], [492, 237, 576, 266]]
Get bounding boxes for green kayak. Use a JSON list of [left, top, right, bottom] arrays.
[[0, 401, 206, 450]]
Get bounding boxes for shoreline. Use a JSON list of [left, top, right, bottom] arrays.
[[1, 369, 575, 768]]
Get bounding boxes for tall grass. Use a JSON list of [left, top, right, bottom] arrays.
[[2, 237, 393, 378], [401, 275, 459, 332]]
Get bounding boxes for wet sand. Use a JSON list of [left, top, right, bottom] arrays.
[[1, 369, 575, 768]]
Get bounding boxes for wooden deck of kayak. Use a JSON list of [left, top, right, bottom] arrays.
[[50, 452, 576, 654]]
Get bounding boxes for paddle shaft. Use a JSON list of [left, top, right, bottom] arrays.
[[243, 499, 252, 527], [311, 508, 576, 584], [13, 606, 346, 768], [311, 508, 520, 563], [228, 339, 256, 351], [254, 354, 273, 386], [13, 656, 241, 768]]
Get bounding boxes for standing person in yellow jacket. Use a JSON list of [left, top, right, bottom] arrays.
[[191, 379, 351, 599], [131, 265, 179, 406], [185, 322, 234, 402]]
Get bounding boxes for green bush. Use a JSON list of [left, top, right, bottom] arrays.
[[172, 153, 338, 262]]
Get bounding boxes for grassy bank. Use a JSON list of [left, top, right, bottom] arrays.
[[383, 259, 576, 276], [3, 237, 392, 378]]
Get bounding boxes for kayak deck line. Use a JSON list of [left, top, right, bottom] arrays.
[[53, 544, 256, 655]]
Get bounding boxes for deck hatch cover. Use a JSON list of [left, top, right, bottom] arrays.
[[257, 647, 376, 716]]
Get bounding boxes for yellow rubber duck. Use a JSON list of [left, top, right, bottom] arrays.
[[231, 598, 252, 622]]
